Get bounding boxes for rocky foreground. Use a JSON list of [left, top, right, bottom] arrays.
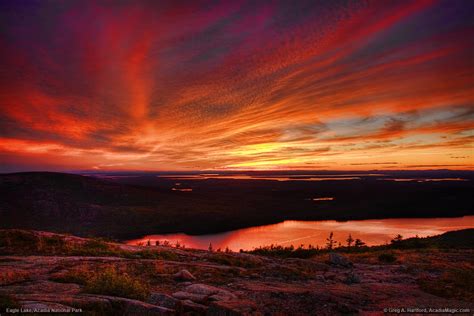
[[1, 230, 473, 315]]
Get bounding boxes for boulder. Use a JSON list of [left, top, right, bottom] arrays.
[[185, 284, 236, 300], [122, 299, 175, 315], [173, 284, 238, 304], [185, 284, 220, 296], [396, 265, 409, 273], [20, 301, 76, 312], [208, 293, 236, 302], [336, 302, 359, 314], [328, 253, 353, 268], [174, 269, 196, 281], [172, 291, 207, 303], [314, 275, 325, 282], [181, 282, 193, 286], [324, 272, 337, 281], [87, 294, 175, 315], [344, 272, 361, 284], [0, 281, 81, 295], [177, 299, 208, 314], [207, 300, 259, 316], [148, 293, 178, 309], [13, 293, 113, 311], [13, 293, 174, 315]]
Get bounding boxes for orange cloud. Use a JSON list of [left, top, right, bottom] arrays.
[[0, 0, 473, 171]]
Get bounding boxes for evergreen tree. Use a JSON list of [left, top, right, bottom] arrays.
[[346, 234, 354, 249], [354, 238, 366, 248], [326, 232, 336, 250], [391, 234, 403, 244]]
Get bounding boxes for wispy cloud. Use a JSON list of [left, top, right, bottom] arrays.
[[0, 0, 473, 171]]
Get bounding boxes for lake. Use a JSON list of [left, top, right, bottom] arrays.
[[127, 216, 474, 251]]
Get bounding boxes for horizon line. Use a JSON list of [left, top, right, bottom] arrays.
[[1, 168, 474, 175]]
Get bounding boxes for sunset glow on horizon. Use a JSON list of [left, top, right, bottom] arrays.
[[0, 0, 473, 172]]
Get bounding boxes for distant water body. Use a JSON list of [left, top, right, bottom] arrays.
[[154, 174, 469, 182], [127, 216, 474, 251]]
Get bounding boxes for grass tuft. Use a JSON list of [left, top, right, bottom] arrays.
[[53, 266, 149, 300], [208, 253, 262, 268], [84, 267, 149, 300]]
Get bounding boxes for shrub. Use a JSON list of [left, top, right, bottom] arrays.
[[378, 253, 397, 263], [51, 267, 91, 285], [70, 239, 121, 256], [0, 230, 82, 255], [125, 249, 178, 260], [0, 230, 39, 254], [125, 261, 167, 279], [84, 267, 149, 300], [84, 239, 110, 251], [246, 244, 321, 259], [40, 235, 68, 254], [209, 253, 262, 268], [53, 265, 150, 300]]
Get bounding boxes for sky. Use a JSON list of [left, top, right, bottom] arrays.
[[0, 0, 473, 172]]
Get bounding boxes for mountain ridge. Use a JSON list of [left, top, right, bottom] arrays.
[[1, 172, 472, 240]]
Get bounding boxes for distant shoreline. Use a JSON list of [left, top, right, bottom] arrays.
[[125, 216, 474, 251]]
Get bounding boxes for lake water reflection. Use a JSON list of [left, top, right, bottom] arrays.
[[127, 216, 474, 251]]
